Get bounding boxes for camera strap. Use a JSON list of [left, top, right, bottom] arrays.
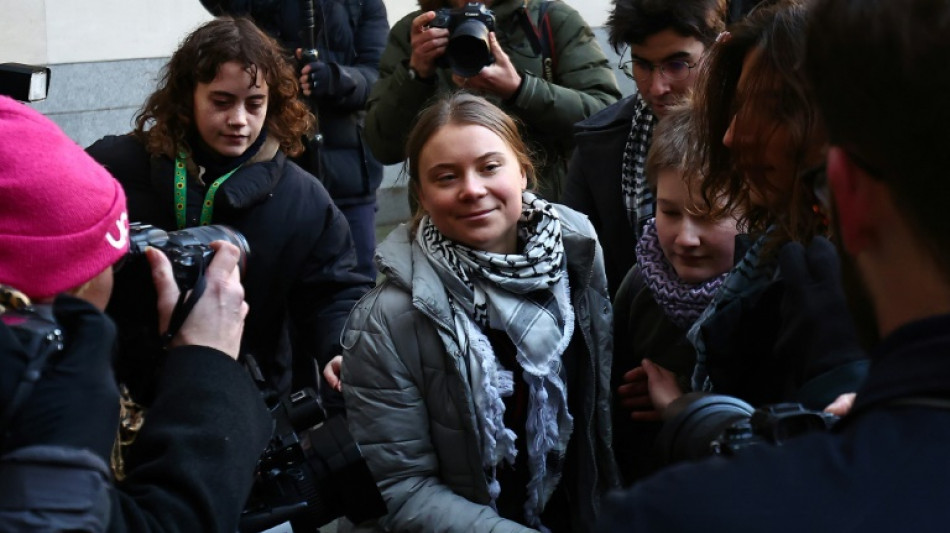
[[160, 263, 208, 348], [518, 1, 556, 83]]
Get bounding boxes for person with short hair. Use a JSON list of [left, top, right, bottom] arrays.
[[611, 101, 741, 483], [563, 0, 727, 296], [0, 95, 270, 532], [341, 92, 619, 532]]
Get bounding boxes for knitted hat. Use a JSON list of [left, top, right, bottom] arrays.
[[0, 96, 129, 300]]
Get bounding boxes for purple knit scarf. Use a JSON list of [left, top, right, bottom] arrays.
[[635, 219, 727, 330]]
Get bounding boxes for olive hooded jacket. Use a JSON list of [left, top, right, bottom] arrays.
[[363, 0, 621, 202]]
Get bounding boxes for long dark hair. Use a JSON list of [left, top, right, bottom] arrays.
[[689, 0, 825, 250], [133, 17, 314, 162]]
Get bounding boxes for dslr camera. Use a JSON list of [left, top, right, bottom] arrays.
[[126, 222, 250, 292], [430, 2, 496, 77], [240, 387, 386, 532], [656, 393, 839, 464]]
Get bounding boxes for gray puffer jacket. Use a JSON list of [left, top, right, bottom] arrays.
[[341, 205, 619, 532]]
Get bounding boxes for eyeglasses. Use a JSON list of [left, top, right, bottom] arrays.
[[618, 46, 697, 82]]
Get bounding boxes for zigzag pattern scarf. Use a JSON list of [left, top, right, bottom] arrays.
[[687, 229, 777, 392], [418, 192, 574, 530], [636, 219, 727, 330], [620, 94, 658, 238]]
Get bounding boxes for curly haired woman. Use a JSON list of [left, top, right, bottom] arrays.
[[88, 17, 372, 408]]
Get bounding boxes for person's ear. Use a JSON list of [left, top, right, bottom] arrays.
[[827, 146, 874, 256], [520, 171, 527, 191]]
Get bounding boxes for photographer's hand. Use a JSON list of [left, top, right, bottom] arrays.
[[410, 11, 448, 79], [454, 33, 522, 100], [824, 392, 856, 416], [147, 241, 248, 359]]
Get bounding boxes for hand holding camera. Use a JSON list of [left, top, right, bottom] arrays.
[[411, 3, 520, 98], [450, 33, 522, 100], [147, 241, 248, 360], [410, 11, 450, 80]]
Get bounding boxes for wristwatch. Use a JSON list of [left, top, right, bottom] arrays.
[[407, 64, 435, 84]]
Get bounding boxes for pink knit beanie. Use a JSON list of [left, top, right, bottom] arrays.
[[0, 96, 129, 300]]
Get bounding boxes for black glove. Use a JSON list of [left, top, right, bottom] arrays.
[[306, 60, 333, 98], [0, 295, 119, 462], [776, 237, 866, 405]]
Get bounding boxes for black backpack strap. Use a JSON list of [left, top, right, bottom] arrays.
[[517, 0, 556, 83]]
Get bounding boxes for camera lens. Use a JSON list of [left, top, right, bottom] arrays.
[[655, 393, 755, 464], [166, 225, 251, 277], [446, 19, 493, 77]]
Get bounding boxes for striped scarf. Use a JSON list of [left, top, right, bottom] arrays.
[[620, 94, 658, 238]]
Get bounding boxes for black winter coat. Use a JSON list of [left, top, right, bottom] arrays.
[[0, 302, 271, 532], [564, 95, 641, 297], [599, 313, 950, 533], [87, 135, 372, 400], [696, 273, 867, 410], [611, 266, 696, 484], [201, 0, 389, 205]]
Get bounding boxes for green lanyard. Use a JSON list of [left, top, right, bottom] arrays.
[[174, 151, 241, 229]]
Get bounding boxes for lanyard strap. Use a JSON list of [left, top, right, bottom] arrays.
[[174, 152, 241, 229]]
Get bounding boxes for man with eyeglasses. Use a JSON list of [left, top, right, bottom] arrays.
[[563, 0, 728, 297]]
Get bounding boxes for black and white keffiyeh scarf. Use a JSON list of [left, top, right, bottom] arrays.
[[636, 218, 727, 330], [417, 192, 574, 530], [620, 94, 659, 238], [687, 228, 777, 392]]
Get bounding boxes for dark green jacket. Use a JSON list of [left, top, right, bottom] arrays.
[[364, 0, 621, 201]]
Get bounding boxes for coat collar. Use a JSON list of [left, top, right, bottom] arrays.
[[150, 137, 284, 213]]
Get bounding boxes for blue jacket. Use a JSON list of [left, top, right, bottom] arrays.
[[201, 0, 389, 205], [598, 313, 950, 532]]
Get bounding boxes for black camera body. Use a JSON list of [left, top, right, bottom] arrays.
[[710, 403, 839, 456], [240, 388, 386, 532], [127, 223, 249, 292], [656, 393, 839, 464], [430, 2, 496, 77]]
